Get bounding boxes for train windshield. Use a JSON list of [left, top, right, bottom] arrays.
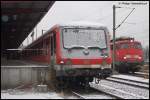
[[120, 43, 129, 49], [62, 28, 107, 49], [132, 43, 142, 49], [120, 42, 142, 49]]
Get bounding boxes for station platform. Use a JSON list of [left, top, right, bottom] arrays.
[[1, 57, 50, 89], [1, 57, 48, 67]]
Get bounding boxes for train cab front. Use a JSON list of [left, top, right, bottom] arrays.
[[56, 58, 112, 78], [114, 41, 144, 72], [54, 25, 112, 80]]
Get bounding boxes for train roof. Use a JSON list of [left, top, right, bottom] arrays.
[[110, 37, 134, 42], [23, 21, 108, 50], [110, 36, 142, 45], [57, 21, 107, 28], [110, 40, 141, 45]]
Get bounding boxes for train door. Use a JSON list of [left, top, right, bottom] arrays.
[[50, 32, 56, 66], [49, 32, 57, 85]]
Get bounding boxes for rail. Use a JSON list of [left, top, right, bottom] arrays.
[[106, 77, 149, 89]]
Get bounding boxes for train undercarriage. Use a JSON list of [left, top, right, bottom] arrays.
[[115, 62, 144, 73], [49, 66, 112, 91]]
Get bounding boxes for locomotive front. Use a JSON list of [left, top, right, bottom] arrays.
[[54, 23, 112, 83], [115, 41, 144, 73]]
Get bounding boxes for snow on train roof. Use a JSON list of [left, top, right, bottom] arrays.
[[58, 21, 107, 28]]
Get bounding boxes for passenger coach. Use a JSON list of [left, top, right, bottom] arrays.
[[21, 22, 112, 87]]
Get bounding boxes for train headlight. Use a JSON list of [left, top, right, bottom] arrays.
[[101, 49, 108, 56], [138, 57, 142, 59], [66, 59, 72, 65], [123, 57, 127, 59], [130, 40, 133, 42], [60, 61, 64, 64], [102, 60, 107, 66], [104, 55, 108, 58]]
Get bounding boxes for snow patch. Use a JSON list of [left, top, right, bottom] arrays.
[[1, 90, 63, 99]]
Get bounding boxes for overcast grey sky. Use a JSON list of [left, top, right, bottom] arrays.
[[22, 1, 149, 48]]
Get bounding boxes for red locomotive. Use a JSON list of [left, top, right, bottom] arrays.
[[21, 22, 112, 87], [110, 37, 144, 73]]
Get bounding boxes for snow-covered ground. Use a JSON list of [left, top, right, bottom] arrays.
[[76, 93, 115, 99], [90, 74, 149, 99], [1, 89, 115, 99], [1, 88, 83, 99], [1, 74, 149, 99], [1, 90, 63, 99]]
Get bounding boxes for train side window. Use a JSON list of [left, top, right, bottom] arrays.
[[46, 40, 49, 55], [110, 45, 113, 50], [50, 32, 56, 56], [50, 36, 54, 56], [121, 44, 128, 49], [54, 33, 56, 53], [43, 40, 48, 55], [116, 45, 120, 49], [36, 49, 38, 56], [110, 44, 118, 50], [134, 43, 142, 49], [37, 49, 39, 55], [39, 49, 42, 55], [33, 49, 35, 56], [40, 43, 43, 55]]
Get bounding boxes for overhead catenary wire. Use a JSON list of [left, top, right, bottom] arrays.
[[115, 7, 135, 30]]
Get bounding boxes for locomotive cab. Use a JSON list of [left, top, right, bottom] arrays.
[[52, 23, 112, 80], [110, 37, 144, 73]]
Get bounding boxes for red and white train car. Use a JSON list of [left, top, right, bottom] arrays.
[[21, 22, 112, 85]]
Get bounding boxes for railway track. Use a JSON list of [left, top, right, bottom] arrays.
[[56, 77, 149, 99], [57, 82, 118, 99], [71, 87, 117, 99], [90, 78, 149, 99], [90, 83, 148, 99], [72, 91, 86, 99], [106, 76, 149, 89], [55, 73, 149, 99]]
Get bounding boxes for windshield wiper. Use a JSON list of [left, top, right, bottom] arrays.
[[65, 45, 107, 50], [87, 46, 106, 50], [65, 45, 85, 49]]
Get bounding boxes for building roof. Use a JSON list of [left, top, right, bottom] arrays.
[[1, 1, 55, 53]]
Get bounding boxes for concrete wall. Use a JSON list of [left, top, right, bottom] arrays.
[[1, 66, 50, 89]]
